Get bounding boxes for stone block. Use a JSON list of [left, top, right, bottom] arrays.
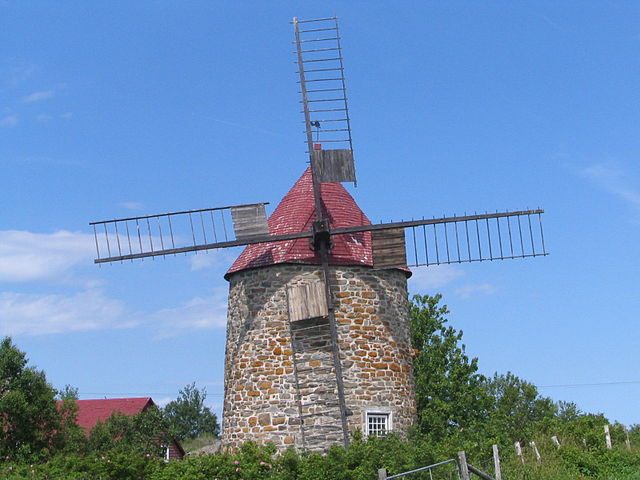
[[258, 413, 271, 426]]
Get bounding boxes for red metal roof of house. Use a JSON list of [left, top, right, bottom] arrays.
[[226, 168, 410, 278], [71, 397, 154, 433]]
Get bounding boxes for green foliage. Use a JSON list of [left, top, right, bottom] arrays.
[[0, 337, 68, 461], [163, 383, 219, 441], [1, 451, 163, 479], [482, 372, 557, 445], [2, 431, 640, 480], [56, 397, 86, 454], [409, 294, 491, 440], [57, 384, 79, 401], [87, 407, 171, 457]]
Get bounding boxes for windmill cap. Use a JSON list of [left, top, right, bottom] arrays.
[[225, 168, 411, 279]]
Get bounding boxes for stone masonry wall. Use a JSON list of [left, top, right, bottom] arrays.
[[222, 264, 416, 451]]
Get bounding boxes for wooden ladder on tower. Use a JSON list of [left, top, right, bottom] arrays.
[[287, 314, 347, 450]]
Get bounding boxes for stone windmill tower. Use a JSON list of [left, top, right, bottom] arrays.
[[90, 16, 547, 452], [221, 168, 416, 450]]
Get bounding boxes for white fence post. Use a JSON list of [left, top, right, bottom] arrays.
[[529, 441, 541, 464], [492, 444, 502, 480], [457, 451, 470, 480], [626, 429, 632, 452], [515, 441, 524, 464], [604, 425, 612, 449], [551, 435, 561, 448], [378, 468, 387, 480]]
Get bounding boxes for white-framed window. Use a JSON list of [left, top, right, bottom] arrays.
[[366, 412, 391, 436], [162, 444, 170, 463]]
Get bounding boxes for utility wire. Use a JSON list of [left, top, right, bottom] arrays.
[[77, 392, 224, 397], [76, 381, 640, 397], [537, 380, 640, 388]]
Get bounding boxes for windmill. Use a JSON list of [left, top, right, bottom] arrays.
[[90, 17, 547, 451]]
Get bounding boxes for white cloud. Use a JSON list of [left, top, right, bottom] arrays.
[[455, 283, 496, 299], [153, 397, 174, 408], [23, 90, 54, 102], [407, 264, 464, 292], [6, 64, 36, 86], [0, 289, 127, 336], [1, 286, 229, 337], [150, 287, 228, 338], [580, 163, 640, 211], [0, 229, 230, 337], [0, 115, 17, 127], [119, 201, 145, 210], [0, 230, 94, 283], [37, 113, 72, 122]]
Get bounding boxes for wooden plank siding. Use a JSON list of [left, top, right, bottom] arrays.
[[231, 204, 269, 240], [314, 149, 356, 183], [372, 228, 407, 269]]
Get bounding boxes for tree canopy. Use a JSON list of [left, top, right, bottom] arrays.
[[163, 383, 220, 441], [409, 294, 490, 439], [0, 337, 69, 460]]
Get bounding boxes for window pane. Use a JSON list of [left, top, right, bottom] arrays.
[[367, 413, 389, 436]]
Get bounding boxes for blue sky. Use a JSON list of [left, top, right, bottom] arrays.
[[1, 1, 639, 428]]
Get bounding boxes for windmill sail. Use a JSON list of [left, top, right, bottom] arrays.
[[91, 206, 546, 267], [293, 16, 355, 183], [91, 202, 272, 264], [365, 209, 548, 269]]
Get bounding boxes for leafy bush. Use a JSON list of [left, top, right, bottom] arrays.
[[87, 407, 171, 457], [2, 432, 640, 480]]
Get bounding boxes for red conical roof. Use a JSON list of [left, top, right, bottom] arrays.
[[226, 168, 375, 278]]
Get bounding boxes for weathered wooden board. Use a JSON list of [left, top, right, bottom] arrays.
[[314, 149, 356, 183], [372, 228, 407, 269], [286, 281, 329, 322], [231, 204, 269, 240]]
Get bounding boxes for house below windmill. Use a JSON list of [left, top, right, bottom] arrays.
[[61, 397, 185, 460]]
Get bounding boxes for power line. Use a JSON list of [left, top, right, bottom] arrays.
[[537, 380, 640, 388], [76, 380, 640, 397], [77, 392, 224, 397]]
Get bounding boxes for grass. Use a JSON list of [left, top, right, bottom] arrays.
[[181, 433, 219, 453]]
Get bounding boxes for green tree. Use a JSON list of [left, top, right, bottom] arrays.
[[57, 384, 79, 401], [0, 337, 65, 460], [408, 294, 491, 440], [56, 385, 86, 454], [88, 406, 171, 456], [483, 372, 557, 444], [163, 383, 220, 441]]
